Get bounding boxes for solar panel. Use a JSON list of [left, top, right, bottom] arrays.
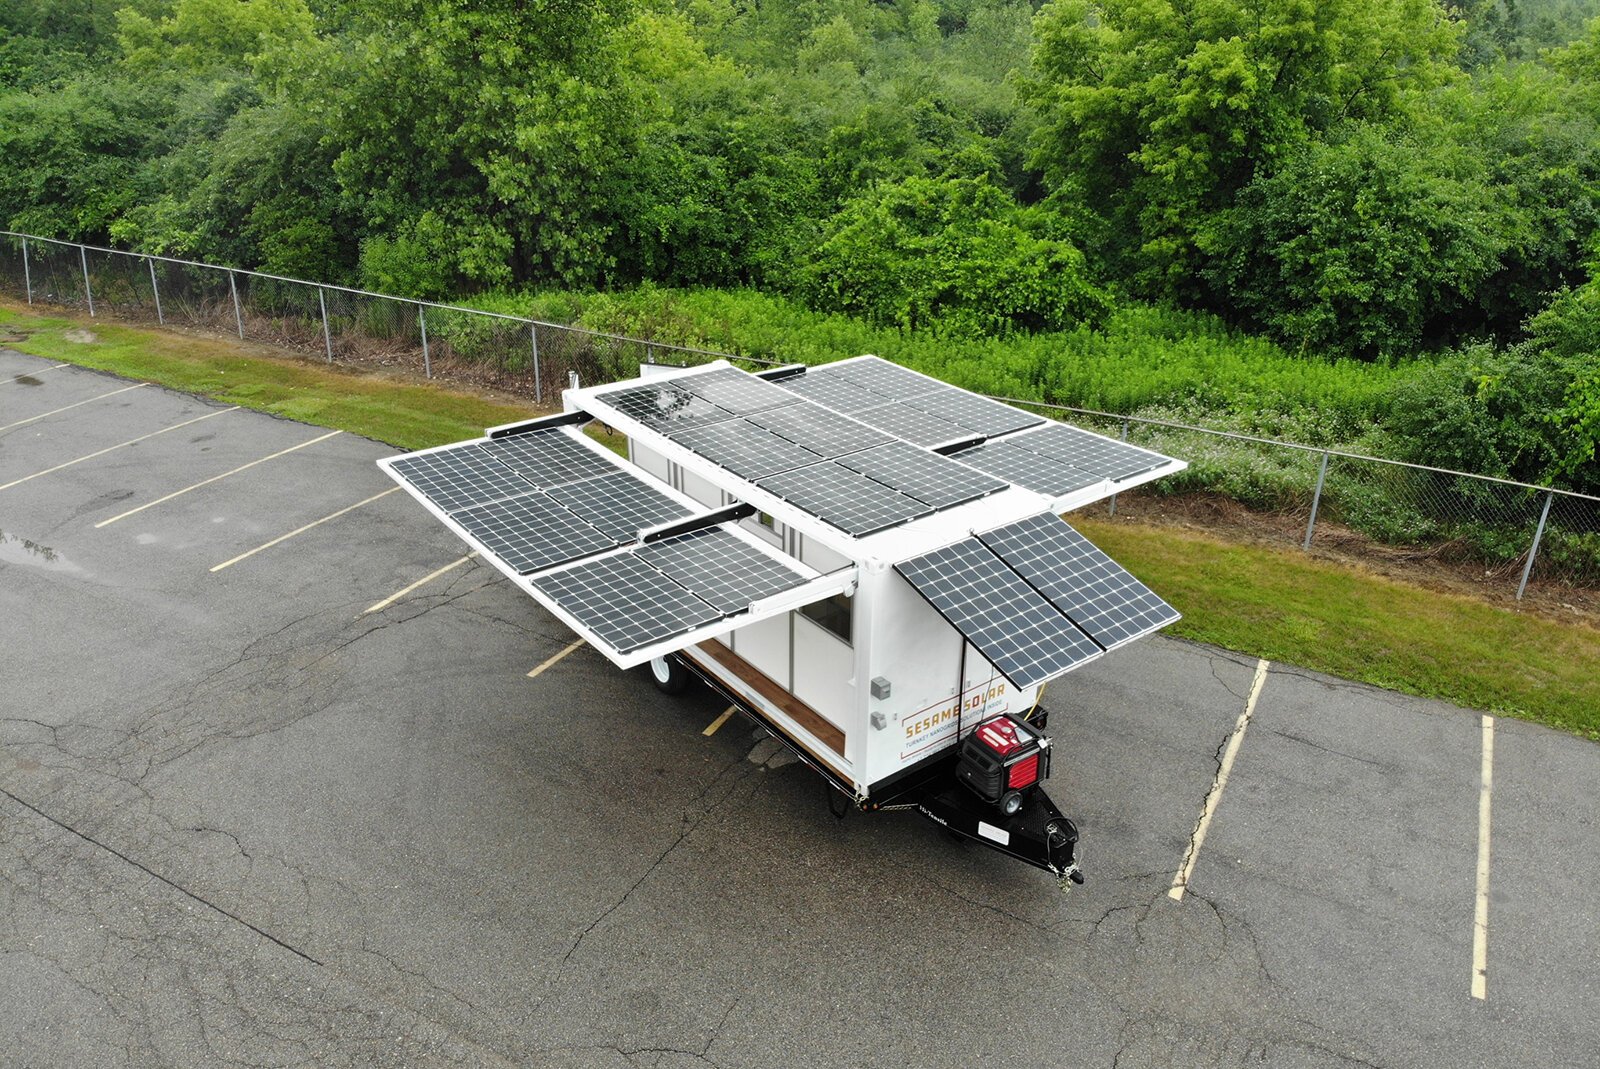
[[979, 513, 1180, 650], [532, 553, 722, 655], [451, 492, 617, 574], [545, 471, 693, 541], [666, 419, 824, 480], [758, 462, 933, 536], [677, 366, 802, 415], [828, 357, 944, 400], [1008, 422, 1172, 483], [836, 441, 1007, 510], [850, 402, 972, 447], [390, 444, 536, 514], [947, 439, 1104, 498], [894, 538, 1102, 689], [773, 372, 889, 413], [482, 430, 619, 489], [747, 402, 894, 457], [636, 527, 811, 614], [599, 381, 736, 431], [902, 385, 1044, 437]]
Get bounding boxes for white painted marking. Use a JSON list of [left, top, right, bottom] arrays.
[[526, 638, 585, 680], [0, 407, 237, 492], [210, 487, 400, 573], [1473, 714, 1495, 1000], [703, 706, 737, 737], [0, 362, 71, 386], [0, 382, 147, 433], [95, 429, 342, 528], [362, 553, 477, 615], [1170, 658, 1271, 900]]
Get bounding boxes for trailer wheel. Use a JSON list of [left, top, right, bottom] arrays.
[[649, 655, 690, 695]]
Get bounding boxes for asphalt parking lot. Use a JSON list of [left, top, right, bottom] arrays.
[[2, 350, 1597, 1068]]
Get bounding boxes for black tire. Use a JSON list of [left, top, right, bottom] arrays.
[[649, 654, 690, 695]]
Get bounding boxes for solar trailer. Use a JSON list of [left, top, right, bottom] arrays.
[[379, 356, 1186, 886]]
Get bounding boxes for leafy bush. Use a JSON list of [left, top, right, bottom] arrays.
[[797, 175, 1109, 336]]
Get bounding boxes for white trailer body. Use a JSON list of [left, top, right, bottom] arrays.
[[379, 356, 1185, 880]]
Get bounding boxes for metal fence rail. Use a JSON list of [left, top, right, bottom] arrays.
[[1, 230, 1595, 598]]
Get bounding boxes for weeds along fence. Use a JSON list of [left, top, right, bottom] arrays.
[[2, 230, 1595, 598], [0, 231, 774, 403]]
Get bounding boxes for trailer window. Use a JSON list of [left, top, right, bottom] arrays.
[[798, 593, 852, 645]]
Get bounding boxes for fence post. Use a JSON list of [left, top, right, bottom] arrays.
[[568, 370, 579, 392], [79, 244, 95, 317], [1109, 420, 1129, 516], [228, 269, 244, 338], [531, 323, 542, 404], [21, 236, 32, 304], [418, 305, 431, 379], [318, 287, 333, 363], [1303, 451, 1331, 550], [1516, 491, 1555, 601], [147, 257, 164, 324]]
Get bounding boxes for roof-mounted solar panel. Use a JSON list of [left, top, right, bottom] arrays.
[[483, 430, 622, 489], [545, 471, 693, 541], [894, 538, 1102, 689], [747, 401, 895, 457], [946, 439, 1103, 498], [532, 552, 724, 655], [666, 418, 825, 480], [599, 380, 736, 431], [636, 527, 819, 614], [451, 491, 618, 574], [835, 441, 1007, 510], [901, 385, 1044, 438], [773, 372, 888, 413], [850, 402, 972, 448], [757, 461, 933, 537], [978, 512, 1180, 650], [388, 445, 538, 514], [1005, 422, 1172, 483], [825, 357, 945, 400], [676, 365, 803, 415]]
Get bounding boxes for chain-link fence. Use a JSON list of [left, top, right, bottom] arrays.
[[0, 232, 766, 406], [2, 230, 1596, 600]]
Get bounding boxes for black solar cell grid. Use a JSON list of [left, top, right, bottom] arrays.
[[544, 471, 693, 542], [451, 492, 618, 574], [677, 366, 803, 415], [901, 385, 1044, 437], [532, 553, 723, 655], [757, 461, 933, 537], [946, 439, 1103, 498], [836, 441, 1007, 510], [850, 402, 972, 447], [747, 402, 895, 457], [1009, 423, 1173, 483], [666, 419, 825, 480], [481, 430, 619, 489], [390, 444, 537, 514], [773, 372, 891, 413], [978, 512, 1180, 650], [828, 357, 944, 400], [636, 527, 810, 614], [599, 381, 736, 431], [894, 538, 1102, 689]]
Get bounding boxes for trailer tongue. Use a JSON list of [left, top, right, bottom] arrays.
[[379, 356, 1185, 887]]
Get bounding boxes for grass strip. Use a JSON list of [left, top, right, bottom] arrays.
[[0, 303, 534, 451], [4, 302, 1595, 739], [1076, 518, 1598, 739]]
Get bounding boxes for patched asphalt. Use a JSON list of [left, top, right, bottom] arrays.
[[2, 350, 1596, 1068]]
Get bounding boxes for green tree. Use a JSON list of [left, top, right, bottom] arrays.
[[1025, 0, 1461, 298]]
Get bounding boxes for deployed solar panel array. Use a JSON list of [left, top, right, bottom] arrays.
[[946, 422, 1171, 498], [532, 526, 817, 654], [895, 512, 1179, 688], [387, 428, 692, 575]]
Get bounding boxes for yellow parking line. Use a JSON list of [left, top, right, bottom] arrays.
[[1472, 714, 1495, 1000], [0, 382, 147, 433], [211, 487, 400, 573], [526, 639, 585, 679], [0, 407, 237, 493], [703, 706, 737, 737], [95, 429, 342, 528], [362, 552, 478, 615]]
